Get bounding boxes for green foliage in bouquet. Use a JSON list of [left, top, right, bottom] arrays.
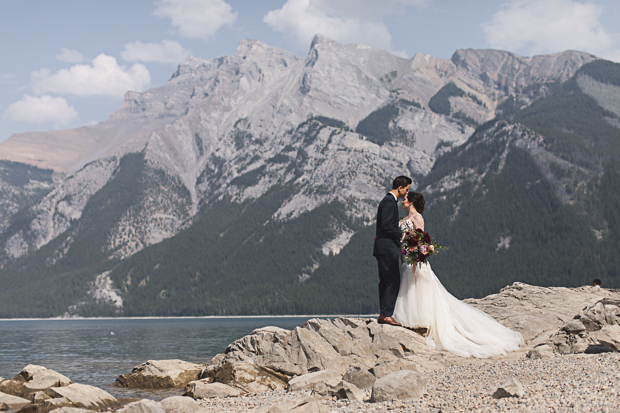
[[401, 227, 449, 266]]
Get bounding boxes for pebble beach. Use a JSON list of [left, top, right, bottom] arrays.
[[197, 352, 620, 412]]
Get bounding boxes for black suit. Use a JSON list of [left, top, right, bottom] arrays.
[[373, 193, 402, 317]]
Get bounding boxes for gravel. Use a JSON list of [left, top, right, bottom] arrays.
[[196, 352, 620, 412]]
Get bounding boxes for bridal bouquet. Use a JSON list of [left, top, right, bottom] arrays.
[[401, 228, 448, 265]]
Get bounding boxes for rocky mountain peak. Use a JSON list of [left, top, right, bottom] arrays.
[[170, 55, 213, 79]]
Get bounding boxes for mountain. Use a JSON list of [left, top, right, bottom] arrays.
[[0, 35, 615, 317]]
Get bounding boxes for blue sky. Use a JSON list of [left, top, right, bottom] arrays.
[[1, 0, 619, 142]]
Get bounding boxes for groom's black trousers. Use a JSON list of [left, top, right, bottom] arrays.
[[376, 254, 400, 317]]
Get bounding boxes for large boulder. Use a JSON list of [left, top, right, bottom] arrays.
[[465, 283, 619, 342], [114, 360, 204, 389], [116, 399, 165, 413], [311, 380, 365, 402], [286, 370, 340, 392], [205, 360, 288, 393], [370, 370, 427, 402], [342, 367, 375, 389], [48, 383, 120, 410], [0, 391, 30, 410], [0, 365, 72, 400], [597, 324, 620, 352], [184, 381, 242, 399], [549, 299, 620, 354], [159, 396, 202, 413]]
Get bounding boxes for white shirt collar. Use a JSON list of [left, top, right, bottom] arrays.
[[390, 192, 397, 201]]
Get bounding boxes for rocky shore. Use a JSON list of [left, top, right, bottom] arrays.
[[1, 283, 619, 413]]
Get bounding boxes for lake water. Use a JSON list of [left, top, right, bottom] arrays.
[[0, 317, 317, 399]]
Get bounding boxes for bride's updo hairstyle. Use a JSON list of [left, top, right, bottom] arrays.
[[407, 192, 425, 213]]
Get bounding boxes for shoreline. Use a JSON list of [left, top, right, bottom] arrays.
[[0, 314, 378, 322]]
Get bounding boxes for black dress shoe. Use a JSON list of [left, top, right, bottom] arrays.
[[378, 315, 402, 327]]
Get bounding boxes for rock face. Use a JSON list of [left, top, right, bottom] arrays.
[[549, 298, 620, 354], [0, 392, 30, 410], [370, 370, 427, 402], [342, 367, 376, 389], [197, 315, 497, 394], [184, 381, 243, 399], [465, 283, 620, 342], [48, 383, 120, 410], [286, 370, 341, 392], [0, 365, 72, 399], [113, 360, 204, 389], [311, 380, 365, 402]]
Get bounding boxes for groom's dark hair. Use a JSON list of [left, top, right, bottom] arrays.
[[392, 176, 412, 189]]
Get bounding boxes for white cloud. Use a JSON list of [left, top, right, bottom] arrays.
[[31, 54, 151, 98], [3, 95, 78, 126], [482, 0, 620, 61], [153, 0, 237, 39], [263, 0, 426, 56], [56, 48, 85, 63], [121, 40, 190, 64]]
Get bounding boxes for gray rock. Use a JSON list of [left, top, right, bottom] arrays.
[[159, 396, 202, 413], [311, 380, 364, 402], [549, 299, 620, 354], [253, 396, 328, 413], [370, 370, 427, 402], [184, 382, 242, 399], [370, 359, 421, 379], [562, 319, 586, 334], [286, 370, 340, 392], [49, 408, 102, 413], [49, 383, 120, 410], [342, 367, 376, 389], [597, 324, 620, 352], [492, 377, 525, 399], [117, 399, 165, 413], [0, 365, 72, 399], [293, 327, 347, 374], [34, 390, 51, 403], [0, 391, 30, 410], [526, 345, 554, 359], [465, 283, 617, 342], [114, 360, 204, 389], [209, 360, 288, 393]]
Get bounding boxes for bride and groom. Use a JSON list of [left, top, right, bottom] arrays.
[[373, 176, 524, 358]]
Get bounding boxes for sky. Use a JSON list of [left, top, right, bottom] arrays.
[[1, 0, 620, 143]]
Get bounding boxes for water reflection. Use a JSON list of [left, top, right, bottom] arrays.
[[0, 317, 311, 398]]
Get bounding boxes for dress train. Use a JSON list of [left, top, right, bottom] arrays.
[[393, 262, 524, 358]]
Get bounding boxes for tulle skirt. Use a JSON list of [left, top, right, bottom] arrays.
[[393, 262, 524, 358]]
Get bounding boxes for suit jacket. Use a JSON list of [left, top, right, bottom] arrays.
[[373, 193, 402, 256]]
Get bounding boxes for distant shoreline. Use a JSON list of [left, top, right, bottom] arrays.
[[0, 314, 378, 321]]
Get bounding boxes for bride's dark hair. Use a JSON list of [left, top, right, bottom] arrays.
[[406, 192, 425, 213]]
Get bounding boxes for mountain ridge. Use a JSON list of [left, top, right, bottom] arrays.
[[0, 35, 616, 317]]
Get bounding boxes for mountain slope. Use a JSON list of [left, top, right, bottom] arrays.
[[0, 37, 609, 317], [419, 60, 620, 298]]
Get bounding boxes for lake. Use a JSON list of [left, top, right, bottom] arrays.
[[0, 317, 317, 399]]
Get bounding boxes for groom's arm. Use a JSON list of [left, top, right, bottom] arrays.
[[379, 200, 401, 242]]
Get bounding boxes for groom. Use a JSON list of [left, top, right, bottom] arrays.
[[373, 175, 412, 326]]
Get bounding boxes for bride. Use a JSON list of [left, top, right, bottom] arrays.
[[393, 192, 524, 358]]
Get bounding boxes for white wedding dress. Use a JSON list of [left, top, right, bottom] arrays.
[[393, 217, 524, 358]]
